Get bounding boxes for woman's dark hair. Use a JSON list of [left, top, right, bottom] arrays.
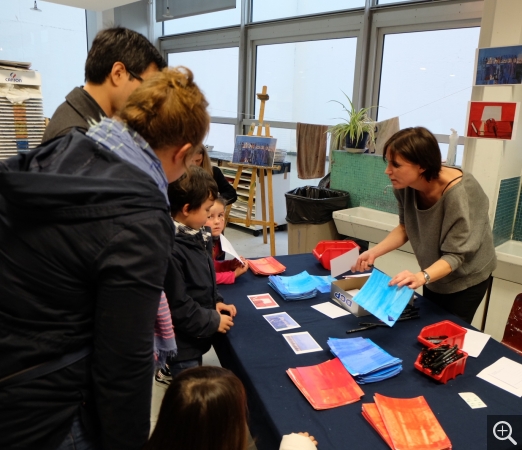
[[144, 366, 248, 450], [85, 27, 166, 84], [382, 127, 442, 182], [168, 166, 218, 215]]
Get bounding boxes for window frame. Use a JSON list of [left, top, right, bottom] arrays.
[[159, 0, 484, 146]]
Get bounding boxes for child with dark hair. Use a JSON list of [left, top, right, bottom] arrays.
[[206, 196, 249, 284], [159, 167, 237, 382], [145, 366, 318, 450]]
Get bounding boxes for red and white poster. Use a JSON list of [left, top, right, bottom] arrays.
[[465, 101, 519, 140]]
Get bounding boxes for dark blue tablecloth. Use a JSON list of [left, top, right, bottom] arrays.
[[215, 254, 522, 450]]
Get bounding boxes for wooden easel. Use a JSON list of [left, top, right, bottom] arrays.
[[226, 86, 279, 256]]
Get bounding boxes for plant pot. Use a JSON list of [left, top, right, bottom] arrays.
[[345, 132, 369, 150]]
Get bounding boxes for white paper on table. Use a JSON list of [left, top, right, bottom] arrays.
[[219, 233, 243, 265], [477, 357, 522, 397], [462, 328, 491, 358], [458, 392, 487, 409], [311, 302, 351, 319], [331, 248, 360, 278]]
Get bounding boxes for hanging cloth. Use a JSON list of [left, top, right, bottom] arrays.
[[296, 123, 328, 179]]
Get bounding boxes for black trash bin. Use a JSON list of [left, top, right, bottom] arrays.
[[285, 186, 350, 254], [285, 186, 350, 225]]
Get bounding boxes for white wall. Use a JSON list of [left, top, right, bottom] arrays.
[[0, 1, 87, 118]]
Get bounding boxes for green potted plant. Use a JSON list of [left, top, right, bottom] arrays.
[[327, 92, 377, 151]]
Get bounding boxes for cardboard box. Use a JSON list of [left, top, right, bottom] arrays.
[[288, 220, 341, 255], [331, 276, 415, 318], [330, 277, 371, 317]]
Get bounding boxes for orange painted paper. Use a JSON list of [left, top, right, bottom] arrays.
[[374, 393, 452, 450], [362, 403, 394, 449], [287, 357, 364, 410], [247, 256, 286, 275]]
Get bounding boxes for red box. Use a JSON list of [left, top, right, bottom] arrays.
[[417, 320, 467, 349], [312, 240, 360, 270], [414, 347, 468, 384]]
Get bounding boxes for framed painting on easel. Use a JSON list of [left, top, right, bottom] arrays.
[[232, 135, 277, 167]]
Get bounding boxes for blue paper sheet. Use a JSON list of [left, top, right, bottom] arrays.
[[268, 271, 318, 301], [352, 269, 413, 326], [309, 275, 336, 294], [327, 337, 402, 383]]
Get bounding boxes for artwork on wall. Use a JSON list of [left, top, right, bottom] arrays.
[[474, 45, 522, 86], [465, 101, 519, 140], [232, 135, 277, 167]]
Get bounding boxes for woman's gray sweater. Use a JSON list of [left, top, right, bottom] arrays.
[[394, 171, 497, 294]]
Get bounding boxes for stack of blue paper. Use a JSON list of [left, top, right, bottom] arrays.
[[268, 271, 335, 301], [327, 337, 402, 384]]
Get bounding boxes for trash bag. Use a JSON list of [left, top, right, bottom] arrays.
[[285, 186, 350, 225], [318, 172, 331, 189]]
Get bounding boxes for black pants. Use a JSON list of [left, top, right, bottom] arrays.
[[423, 276, 492, 324]]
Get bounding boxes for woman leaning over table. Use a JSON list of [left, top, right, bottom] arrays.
[[351, 126, 496, 324]]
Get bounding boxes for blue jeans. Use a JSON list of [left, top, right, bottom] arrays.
[[168, 357, 202, 378], [55, 415, 100, 450]]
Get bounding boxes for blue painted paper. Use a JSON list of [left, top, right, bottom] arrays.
[[309, 275, 336, 294], [353, 269, 413, 326], [327, 337, 402, 383], [269, 271, 318, 301], [269, 271, 336, 301]]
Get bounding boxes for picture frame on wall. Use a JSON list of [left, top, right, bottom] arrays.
[[465, 101, 520, 140], [473, 45, 522, 86], [232, 135, 277, 167]]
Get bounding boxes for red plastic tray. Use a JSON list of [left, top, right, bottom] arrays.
[[312, 240, 360, 270], [417, 320, 467, 349], [414, 346, 468, 384]]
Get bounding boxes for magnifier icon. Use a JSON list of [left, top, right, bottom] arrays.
[[493, 421, 517, 445]]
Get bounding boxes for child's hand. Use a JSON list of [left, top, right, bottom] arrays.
[[234, 259, 249, 278], [217, 314, 234, 333], [297, 432, 318, 446], [216, 302, 237, 318]]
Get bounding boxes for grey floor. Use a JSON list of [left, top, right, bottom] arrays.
[[151, 155, 328, 437]]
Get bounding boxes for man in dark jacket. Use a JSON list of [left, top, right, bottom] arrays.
[[42, 27, 166, 143], [0, 131, 174, 450]]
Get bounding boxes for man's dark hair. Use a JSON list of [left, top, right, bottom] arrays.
[[168, 166, 218, 215], [383, 126, 442, 182], [85, 27, 167, 84]]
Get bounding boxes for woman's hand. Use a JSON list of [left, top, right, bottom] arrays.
[[351, 250, 376, 273], [389, 270, 425, 289]]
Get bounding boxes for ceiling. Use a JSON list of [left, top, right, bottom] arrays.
[[41, 0, 142, 11]]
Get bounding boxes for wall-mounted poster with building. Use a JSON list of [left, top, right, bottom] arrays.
[[474, 45, 522, 86], [465, 101, 519, 140], [232, 135, 277, 167]]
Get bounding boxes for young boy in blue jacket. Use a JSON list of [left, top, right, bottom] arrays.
[[159, 166, 237, 381]]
